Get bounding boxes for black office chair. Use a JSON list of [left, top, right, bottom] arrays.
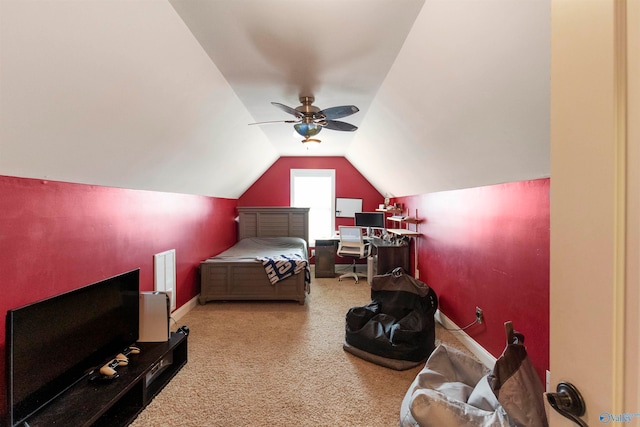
[[337, 226, 371, 283]]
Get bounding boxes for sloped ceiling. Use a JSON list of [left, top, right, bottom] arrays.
[[0, 0, 549, 199], [349, 1, 550, 196]]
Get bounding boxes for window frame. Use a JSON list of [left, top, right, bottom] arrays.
[[290, 169, 336, 246]]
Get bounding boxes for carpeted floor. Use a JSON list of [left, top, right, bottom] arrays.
[[130, 272, 473, 427]]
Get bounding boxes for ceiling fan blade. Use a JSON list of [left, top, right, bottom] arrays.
[[318, 105, 359, 120], [271, 102, 304, 118], [323, 120, 358, 132], [248, 119, 299, 126]]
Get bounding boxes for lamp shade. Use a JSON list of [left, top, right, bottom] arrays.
[[294, 122, 322, 138]]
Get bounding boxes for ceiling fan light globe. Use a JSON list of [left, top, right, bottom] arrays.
[[294, 122, 322, 138]]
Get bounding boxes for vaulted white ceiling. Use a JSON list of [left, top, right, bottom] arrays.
[[0, 0, 549, 199]]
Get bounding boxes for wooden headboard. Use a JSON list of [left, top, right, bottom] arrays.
[[237, 207, 310, 243]]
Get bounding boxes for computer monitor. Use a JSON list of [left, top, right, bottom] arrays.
[[354, 212, 385, 236]]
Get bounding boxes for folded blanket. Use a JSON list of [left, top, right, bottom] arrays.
[[258, 254, 311, 291]]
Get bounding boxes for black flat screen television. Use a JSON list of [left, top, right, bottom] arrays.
[[354, 212, 385, 229], [5, 268, 140, 427]]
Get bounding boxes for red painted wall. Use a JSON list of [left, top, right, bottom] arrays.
[[395, 178, 550, 382], [0, 168, 550, 414], [0, 175, 237, 417], [239, 156, 384, 231]]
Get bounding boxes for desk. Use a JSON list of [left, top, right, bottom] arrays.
[[314, 237, 409, 278]]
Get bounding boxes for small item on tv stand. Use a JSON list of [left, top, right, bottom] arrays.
[[139, 291, 170, 342], [177, 325, 189, 336], [95, 358, 124, 381], [91, 345, 141, 383], [123, 345, 141, 357]]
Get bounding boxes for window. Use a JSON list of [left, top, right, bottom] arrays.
[[290, 169, 335, 246]]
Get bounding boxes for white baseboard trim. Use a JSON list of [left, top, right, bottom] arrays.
[[435, 309, 497, 369], [170, 294, 199, 327]]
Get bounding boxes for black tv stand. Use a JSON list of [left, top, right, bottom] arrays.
[[22, 332, 188, 427]]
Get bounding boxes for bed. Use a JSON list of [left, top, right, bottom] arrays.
[[199, 207, 310, 305]]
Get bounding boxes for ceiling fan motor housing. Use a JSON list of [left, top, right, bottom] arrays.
[[295, 96, 321, 117]]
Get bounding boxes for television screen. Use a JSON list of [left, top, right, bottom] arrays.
[[5, 269, 140, 426], [354, 212, 385, 229]]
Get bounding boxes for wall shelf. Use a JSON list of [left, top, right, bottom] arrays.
[[387, 228, 421, 237], [376, 207, 403, 215], [385, 210, 422, 234]]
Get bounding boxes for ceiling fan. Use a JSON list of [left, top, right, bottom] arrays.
[[249, 96, 359, 144]]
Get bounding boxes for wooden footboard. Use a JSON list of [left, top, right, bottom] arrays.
[[199, 260, 306, 305]]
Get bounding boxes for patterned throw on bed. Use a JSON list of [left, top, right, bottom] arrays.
[[257, 253, 311, 290]]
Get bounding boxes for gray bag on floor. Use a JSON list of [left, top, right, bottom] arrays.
[[400, 322, 548, 427]]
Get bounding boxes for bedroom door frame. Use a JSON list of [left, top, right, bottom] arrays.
[[549, 0, 639, 424]]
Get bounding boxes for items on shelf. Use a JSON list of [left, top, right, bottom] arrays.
[[383, 209, 422, 237], [376, 207, 423, 278]]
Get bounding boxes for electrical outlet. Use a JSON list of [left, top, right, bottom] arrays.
[[475, 307, 484, 324]]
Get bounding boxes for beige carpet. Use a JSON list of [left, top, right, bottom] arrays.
[[130, 272, 472, 427]]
